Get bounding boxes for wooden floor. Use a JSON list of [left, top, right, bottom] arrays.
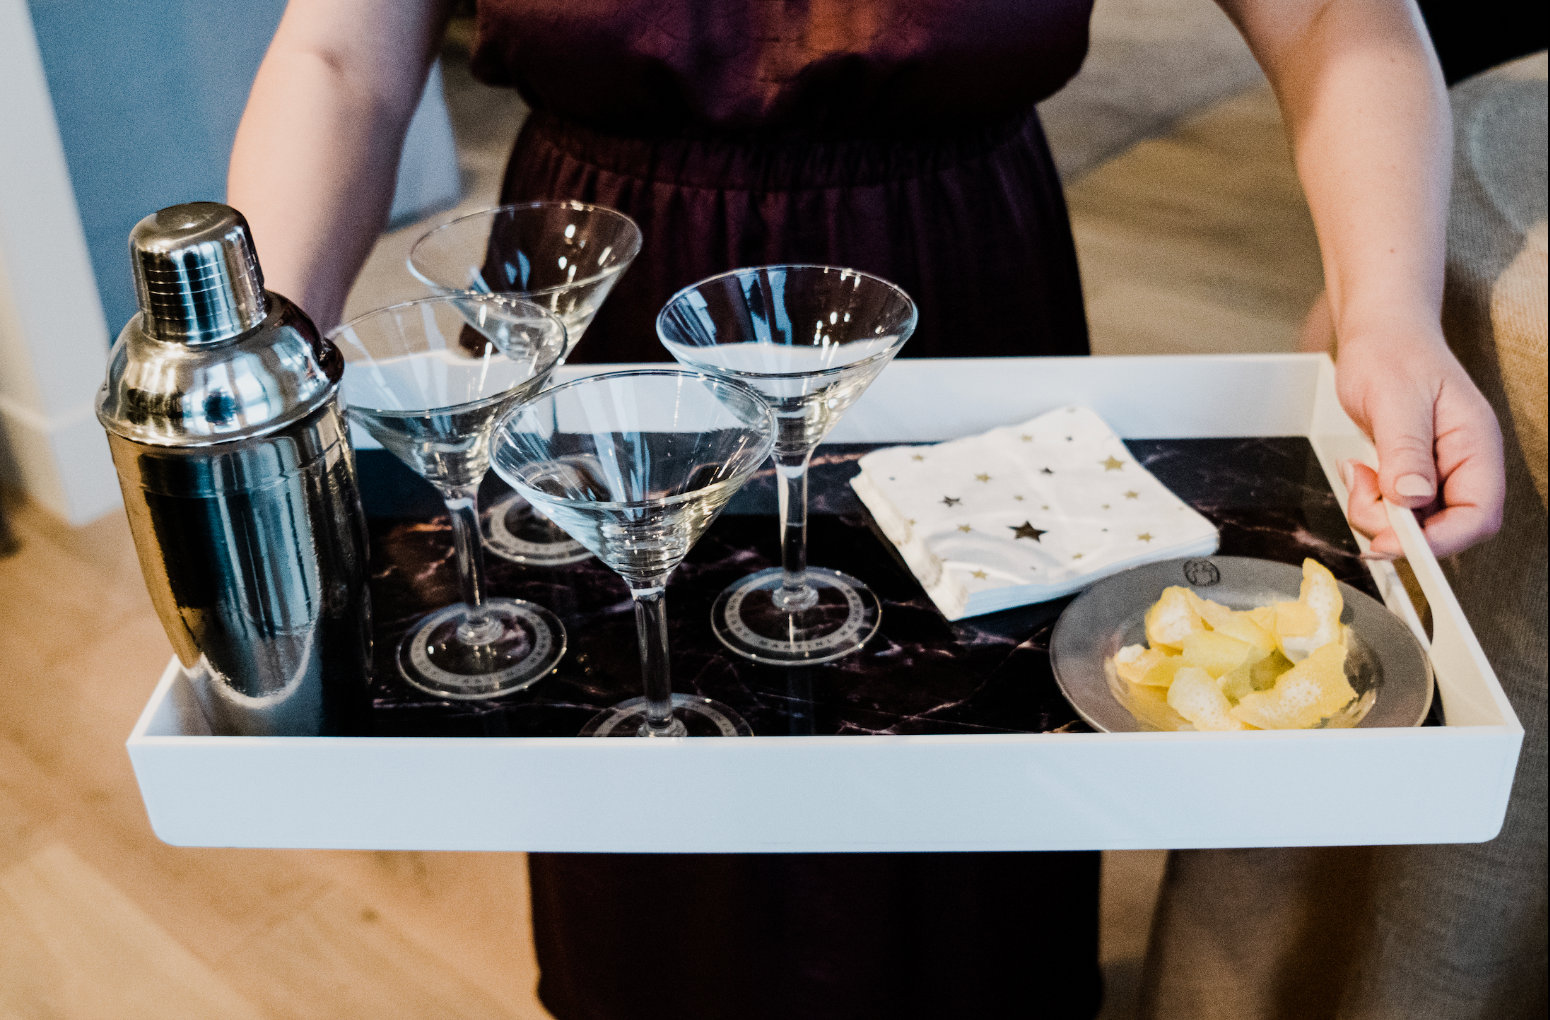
[[1074, 84, 1324, 358], [0, 87, 1320, 1020], [0, 507, 548, 1017]]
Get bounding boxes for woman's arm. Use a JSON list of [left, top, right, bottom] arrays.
[[228, 0, 452, 330], [1219, 0, 1504, 557]]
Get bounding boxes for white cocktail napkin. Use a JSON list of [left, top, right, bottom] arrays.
[[850, 406, 1218, 620]]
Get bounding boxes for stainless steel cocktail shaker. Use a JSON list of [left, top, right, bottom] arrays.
[[97, 203, 372, 735]]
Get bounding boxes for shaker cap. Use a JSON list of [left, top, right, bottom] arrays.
[[129, 203, 267, 344], [98, 203, 342, 447]]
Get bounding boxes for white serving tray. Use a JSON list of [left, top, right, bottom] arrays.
[[127, 355, 1524, 852]]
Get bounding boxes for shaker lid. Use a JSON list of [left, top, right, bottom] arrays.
[[97, 203, 341, 447], [130, 202, 268, 344]]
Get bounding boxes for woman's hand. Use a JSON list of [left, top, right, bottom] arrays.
[[1335, 324, 1504, 558], [1221, 0, 1507, 558]]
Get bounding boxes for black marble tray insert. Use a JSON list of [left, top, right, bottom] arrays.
[[357, 436, 1396, 737]]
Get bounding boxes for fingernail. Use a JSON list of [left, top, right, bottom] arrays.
[[1395, 474, 1434, 499], [1339, 460, 1355, 491]]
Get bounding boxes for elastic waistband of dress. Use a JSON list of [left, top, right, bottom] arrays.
[[521, 109, 1041, 192]]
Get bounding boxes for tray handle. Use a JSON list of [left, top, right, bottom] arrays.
[[1385, 500, 1518, 728]]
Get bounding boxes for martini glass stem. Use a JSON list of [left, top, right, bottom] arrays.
[[773, 450, 819, 612], [628, 579, 686, 737], [442, 483, 502, 645]]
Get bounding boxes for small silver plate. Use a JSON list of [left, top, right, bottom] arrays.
[[1050, 556, 1434, 732]]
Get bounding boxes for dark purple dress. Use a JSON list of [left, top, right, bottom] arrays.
[[470, 3, 1102, 1017], [472, 0, 1093, 364]]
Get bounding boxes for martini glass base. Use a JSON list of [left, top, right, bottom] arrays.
[[483, 493, 593, 566], [712, 566, 882, 665], [398, 597, 566, 700], [580, 694, 753, 737]]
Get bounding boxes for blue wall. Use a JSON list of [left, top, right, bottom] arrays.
[[27, 1, 284, 340]]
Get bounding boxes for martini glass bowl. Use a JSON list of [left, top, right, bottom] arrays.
[[331, 295, 569, 700], [410, 201, 644, 566], [657, 264, 917, 665], [490, 370, 776, 737]]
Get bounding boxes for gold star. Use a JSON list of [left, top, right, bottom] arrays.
[[1041, 505, 1050, 510], [958, 524, 973, 533], [1138, 532, 1154, 543], [975, 472, 992, 483], [941, 496, 961, 507], [1072, 552, 1084, 560], [971, 569, 989, 580], [1102, 504, 1111, 510], [1101, 456, 1125, 471], [1009, 521, 1046, 541], [1013, 494, 1024, 501], [1020, 434, 1033, 442], [911, 453, 925, 462], [1124, 490, 1140, 500], [907, 519, 916, 526]]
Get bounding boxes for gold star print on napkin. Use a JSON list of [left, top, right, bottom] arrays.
[[849, 406, 1218, 620]]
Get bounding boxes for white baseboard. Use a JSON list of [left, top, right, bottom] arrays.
[[0, 394, 120, 526]]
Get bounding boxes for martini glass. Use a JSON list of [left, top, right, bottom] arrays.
[[657, 265, 918, 665], [489, 370, 776, 737], [409, 201, 643, 566], [331, 295, 569, 699]]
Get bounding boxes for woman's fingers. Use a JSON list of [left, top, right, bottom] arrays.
[[1424, 375, 1505, 556], [1337, 349, 1435, 558], [1365, 377, 1440, 510], [1343, 460, 1401, 557], [1335, 329, 1507, 560], [1339, 368, 1505, 559], [1420, 502, 1497, 558]]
